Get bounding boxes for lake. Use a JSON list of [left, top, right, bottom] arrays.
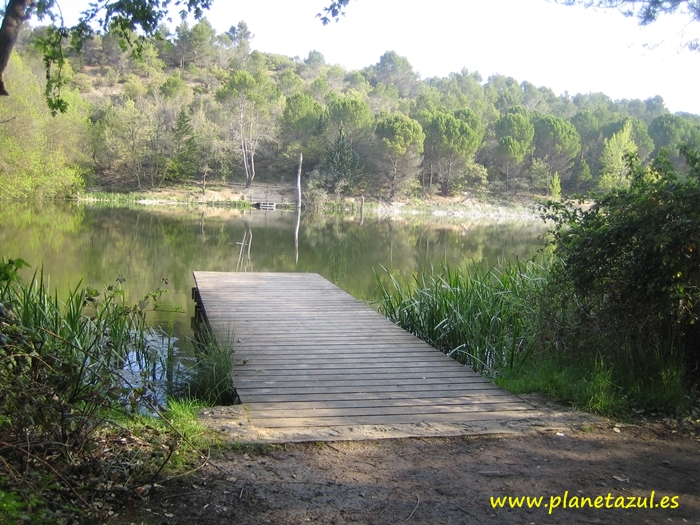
[[0, 201, 548, 347]]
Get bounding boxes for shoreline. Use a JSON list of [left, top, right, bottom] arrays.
[[78, 184, 544, 222]]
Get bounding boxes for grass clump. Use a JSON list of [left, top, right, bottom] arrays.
[[179, 326, 236, 406], [376, 256, 693, 417], [0, 258, 221, 523], [376, 260, 547, 375]]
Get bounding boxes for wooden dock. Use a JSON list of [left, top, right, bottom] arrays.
[[192, 272, 542, 439]]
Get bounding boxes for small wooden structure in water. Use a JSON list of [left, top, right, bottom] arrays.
[[253, 201, 276, 210], [192, 272, 540, 438]]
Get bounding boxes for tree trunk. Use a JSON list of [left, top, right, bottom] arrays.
[[240, 129, 251, 187], [248, 145, 256, 186], [0, 0, 32, 96], [505, 161, 510, 193], [296, 152, 303, 208], [389, 156, 399, 199]]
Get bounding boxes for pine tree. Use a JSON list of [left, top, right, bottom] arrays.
[[320, 125, 363, 195], [549, 171, 562, 199], [167, 109, 200, 180]]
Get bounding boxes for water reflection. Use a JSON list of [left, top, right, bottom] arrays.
[[0, 201, 548, 343]]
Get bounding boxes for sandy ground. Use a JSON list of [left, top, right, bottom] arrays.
[[114, 410, 699, 525]]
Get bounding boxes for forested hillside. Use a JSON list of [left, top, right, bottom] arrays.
[[3, 18, 700, 200]]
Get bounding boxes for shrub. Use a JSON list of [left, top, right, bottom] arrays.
[[0, 258, 197, 521], [541, 148, 700, 386]]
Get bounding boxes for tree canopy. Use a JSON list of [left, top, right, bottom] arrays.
[[556, 1, 700, 25], [1, 0, 699, 201], [0, 0, 214, 110]]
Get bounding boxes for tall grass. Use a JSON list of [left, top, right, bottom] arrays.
[[375, 259, 692, 417], [0, 258, 229, 522], [179, 326, 236, 406], [0, 262, 175, 445], [375, 261, 548, 375]]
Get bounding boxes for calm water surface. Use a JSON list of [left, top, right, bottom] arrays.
[[0, 202, 548, 346]]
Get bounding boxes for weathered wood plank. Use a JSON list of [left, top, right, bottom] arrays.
[[240, 380, 505, 393], [247, 410, 540, 428], [241, 388, 513, 404], [245, 402, 532, 419], [244, 393, 517, 410], [192, 271, 537, 434], [235, 370, 485, 382]]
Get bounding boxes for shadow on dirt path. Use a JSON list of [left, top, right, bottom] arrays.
[[116, 417, 699, 525]]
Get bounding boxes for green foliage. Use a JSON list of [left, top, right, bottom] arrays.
[[496, 355, 628, 415], [375, 112, 425, 157], [160, 71, 188, 98], [571, 157, 593, 191], [372, 50, 419, 98], [70, 72, 93, 93], [533, 112, 581, 170], [598, 121, 637, 191], [570, 110, 601, 145], [5, 7, 700, 202], [376, 247, 693, 414], [319, 125, 364, 195], [0, 488, 45, 525], [281, 93, 325, 143], [123, 73, 148, 99], [3, 0, 214, 111], [0, 257, 228, 521], [528, 157, 551, 194], [0, 258, 30, 285], [460, 159, 490, 193], [0, 53, 86, 200], [376, 261, 548, 374], [0, 270, 169, 445], [494, 107, 535, 192], [277, 68, 305, 96], [374, 111, 425, 197], [125, 399, 214, 471], [648, 114, 698, 168], [541, 147, 700, 388], [303, 177, 332, 209], [182, 327, 235, 406], [549, 171, 562, 199], [419, 108, 485, 195], [604, 117, 654, 160], [326, 93, 373, 139], [166, 108, 200, 180]]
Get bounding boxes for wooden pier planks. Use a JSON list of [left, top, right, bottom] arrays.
[[192, 272, 537, 429]]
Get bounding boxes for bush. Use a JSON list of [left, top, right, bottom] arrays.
[[0, 258, 199, 522], [541, 148, 700, 389], [70, 72, 93, 93]]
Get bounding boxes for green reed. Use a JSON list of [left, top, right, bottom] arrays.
[[179, 325, 236, 406], [376, 258, 693, 416], [0, 259, 174, 445], [375, 260, 548, 375]]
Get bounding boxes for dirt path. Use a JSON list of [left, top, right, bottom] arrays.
[[117, 418, 699, 525]]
